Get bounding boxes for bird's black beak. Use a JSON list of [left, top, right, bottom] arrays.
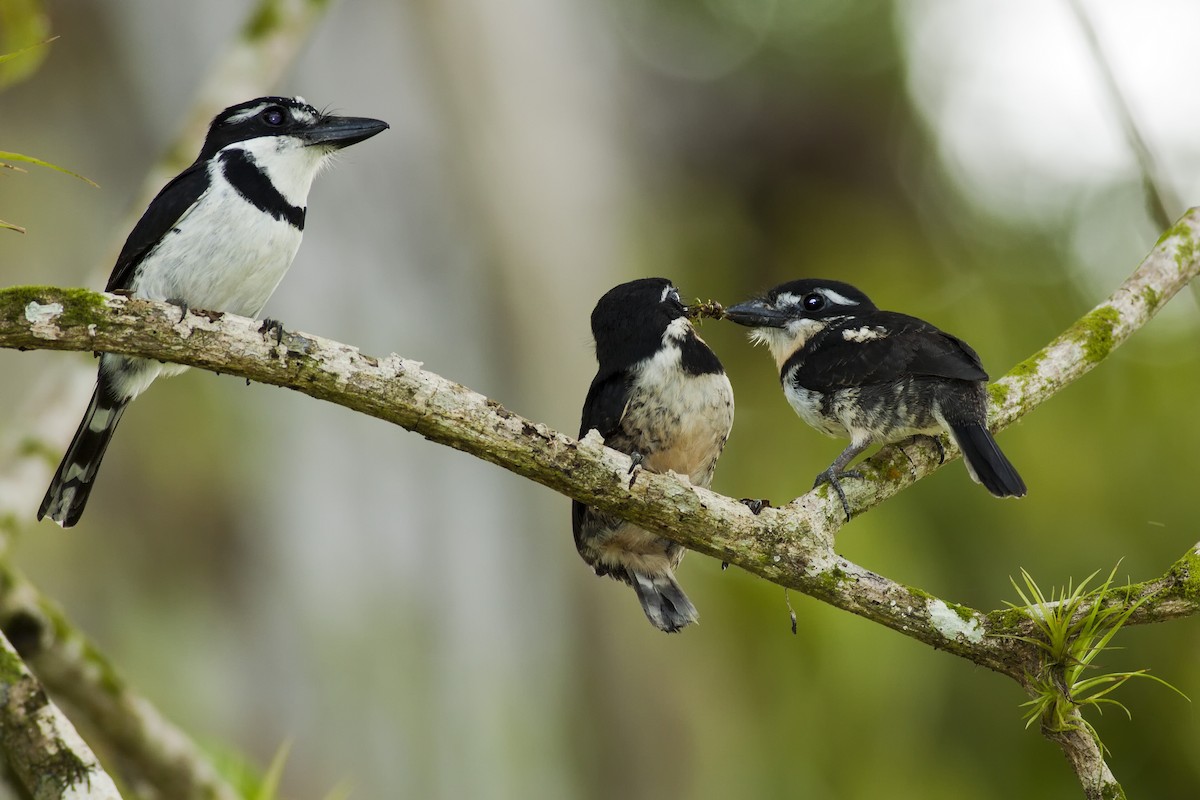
[[302, 116, 389, 148], [723, 299, 791, 328]]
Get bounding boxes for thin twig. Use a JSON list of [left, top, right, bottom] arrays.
[[1067, 0, 1177, 230]]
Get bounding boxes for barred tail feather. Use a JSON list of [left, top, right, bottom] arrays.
[[39, 384, 128, 527], [948, 422, 1026, 498], [629, 569, 698, 633]]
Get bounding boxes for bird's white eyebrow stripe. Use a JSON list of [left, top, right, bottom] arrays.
[[660, 285, 674, 303], [226, 102, 273, 124], [224, 98, 318, 126], [821, 289, 859, 306]]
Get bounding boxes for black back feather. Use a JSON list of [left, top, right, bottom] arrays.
[[786, 311, 988, 393], [105, 164, 209, 291]]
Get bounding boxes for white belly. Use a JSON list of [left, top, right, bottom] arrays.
[[628, 369, 735, 486], [132, 183, 303, 317], [108, 180, 304, 401]]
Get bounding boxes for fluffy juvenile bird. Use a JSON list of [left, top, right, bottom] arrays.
[[574, 278, 734, 632], [39, 96, 388, 527], [724, 279, 1024, 519]]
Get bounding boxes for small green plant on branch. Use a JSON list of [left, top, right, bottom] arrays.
[[1003, 564, 1188, 751]]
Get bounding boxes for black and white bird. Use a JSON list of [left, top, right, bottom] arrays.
[[39, 96, 388, 527], [724, 279, 1024, 520], [574, 278, 734, 632]]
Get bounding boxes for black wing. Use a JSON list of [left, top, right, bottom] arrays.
[[577, 367, 633, 440], [105, 161, 209, 291], [790, 311, 988, 393], [572, 367, 632, 540]]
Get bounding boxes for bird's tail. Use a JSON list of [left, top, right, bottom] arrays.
[[948, 422, 1026, 498], [629, 568, 698, 633], [39, 384, 128, 527]]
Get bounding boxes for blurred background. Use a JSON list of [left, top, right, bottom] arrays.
[[2, 0, 1200, 797]]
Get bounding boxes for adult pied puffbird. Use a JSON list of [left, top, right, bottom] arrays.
[[39, 96, 388, 527]]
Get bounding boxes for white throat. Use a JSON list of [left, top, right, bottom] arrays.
[[749, 318, 827, 372], [231, 136, 329, 207]]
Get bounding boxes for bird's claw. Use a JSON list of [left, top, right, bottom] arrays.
[[258, 318, 285, 346], [898, 435, 946, 477], [167, 298, 189, 324], [813, 469, 861, 522], [913, 434, 945, 465], [740, 498, 772, 515], [627, 452, 644, 487]]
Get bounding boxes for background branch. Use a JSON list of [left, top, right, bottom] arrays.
[[0, 562, 240, 800], [0, 627, 123, 800], [1067, 0, 1178, 231]]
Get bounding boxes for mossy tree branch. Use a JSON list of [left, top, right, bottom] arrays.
[[2, 209, 1198, 797], [0, 562, 242, 800], [0, 625, 123, 799], [1, 284, 1021, 670], [1047, 715, 1126, 800]]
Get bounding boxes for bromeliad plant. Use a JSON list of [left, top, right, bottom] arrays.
[[1004, 564, 1188, 748]]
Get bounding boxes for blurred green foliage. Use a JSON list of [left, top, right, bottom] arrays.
[[0, 18, 95, 233], [0, 0, 48, 90]]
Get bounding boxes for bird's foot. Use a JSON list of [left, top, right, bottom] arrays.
[[813, 468, 862, 522], [167, 298, 189, 324], [740, 497, 772, 515], [899, 434, 945, 475], [913, 434, 945, 464], [627, 451, 644, 487], [259, 318, 285, 346]]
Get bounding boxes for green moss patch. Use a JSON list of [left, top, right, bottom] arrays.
[[1066, 305, 1120, 364]]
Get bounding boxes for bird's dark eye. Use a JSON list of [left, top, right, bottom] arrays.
[[261, 107, 286, 126], [803, 292, 826, 311]]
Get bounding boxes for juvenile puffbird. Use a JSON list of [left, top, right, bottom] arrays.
[[724, 279, 1025, 520], [574, 278, 734, 632], [39, 96, 388, 527]]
